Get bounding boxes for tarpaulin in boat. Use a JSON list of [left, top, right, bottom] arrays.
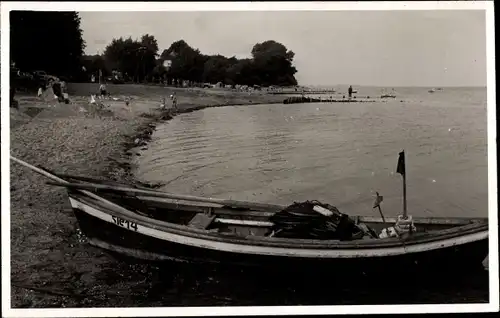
[[269, 201, 368, 240]]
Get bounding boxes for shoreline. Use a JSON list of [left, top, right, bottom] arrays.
[[108, 99, 286, 187], [9, 83, 287, 308]]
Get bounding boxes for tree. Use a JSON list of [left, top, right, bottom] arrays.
[[10, 11, 86, 78], [202, 55, 230, 84], [103, 34, 160, 83], [225, 58, 256, 86], [103, 37, 141, 82], [101, 37, 299, 87], [251, 40, 297, 86], [81, 54, 108, 81], [160, 40, 207, 85], [140, 34, 159, 82], [151, 63, 167, 83], [251, 40, 295, 62]]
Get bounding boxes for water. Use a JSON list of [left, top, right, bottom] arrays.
[[131, 86, 489, 305], [136, 87, 488, 218]]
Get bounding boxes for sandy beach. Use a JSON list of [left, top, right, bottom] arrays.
[[9, 83, 284, 307]]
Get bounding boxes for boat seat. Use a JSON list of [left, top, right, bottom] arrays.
[[187, 213, 216, 230]]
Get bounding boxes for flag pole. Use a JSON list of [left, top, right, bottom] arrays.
[[402, 167, 407, 219], [396, 150, 408, 219]]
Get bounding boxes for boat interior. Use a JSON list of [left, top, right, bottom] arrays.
[[61, 173, 487, 241]]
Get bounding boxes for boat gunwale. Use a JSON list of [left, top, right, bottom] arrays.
[[59, 172, 488, 225], [134, 195, 487, 226], [69, 190, 489, 250], [59, 174, 487, 226]]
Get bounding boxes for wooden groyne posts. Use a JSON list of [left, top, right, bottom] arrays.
[[283, 96, 377, 104], [270, 89, 337, 95]]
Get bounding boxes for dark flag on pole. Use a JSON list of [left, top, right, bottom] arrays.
[[397, 150, 405, 176], [397, 150, 408, 219]]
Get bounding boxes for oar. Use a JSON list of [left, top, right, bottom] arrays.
[[46, 180, 282, 212], [11, 156, 68, 184], [12, 156, 277, 228], [10, 156, 160, 220], [11, 155, 281, 212]]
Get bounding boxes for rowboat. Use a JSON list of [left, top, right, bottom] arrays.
[[11, 156, 489, 276], [380, 88, 397, 99], [380, 94, 396, 99]]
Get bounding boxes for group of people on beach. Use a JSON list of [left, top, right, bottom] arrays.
[[161, 93, 178, 110], [92, 81, 178, 112], [38, 77, 70, 104]]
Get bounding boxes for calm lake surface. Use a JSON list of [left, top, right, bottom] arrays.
[[136, 87, 488, 218], [130, 86, 490, 305]]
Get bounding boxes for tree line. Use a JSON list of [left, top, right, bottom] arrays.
[[10, 11, 85, 80], [88, 37, 298, 87], [10, 11, 298, 88]]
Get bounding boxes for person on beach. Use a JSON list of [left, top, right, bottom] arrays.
[[10, 87, 19, 109], [99, 83, 107, 99], [171, 93, 178, 110], [52, 80, 64, 102], [123, 97, 132, 112], [38, 77, 47, 97], [37, 86, 44, 98], [61, 80, 70, 104], [348, 85, 353, 99], [60, 80, 67, 91]]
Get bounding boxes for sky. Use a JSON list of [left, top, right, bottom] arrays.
[[79, 10, 487, 87]]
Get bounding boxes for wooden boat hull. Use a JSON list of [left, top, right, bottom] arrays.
[[70, 192, 489, 276], [9, 156, 489, 281]]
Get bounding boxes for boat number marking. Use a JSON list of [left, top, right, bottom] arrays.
[[112, 216, 138, 231]]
